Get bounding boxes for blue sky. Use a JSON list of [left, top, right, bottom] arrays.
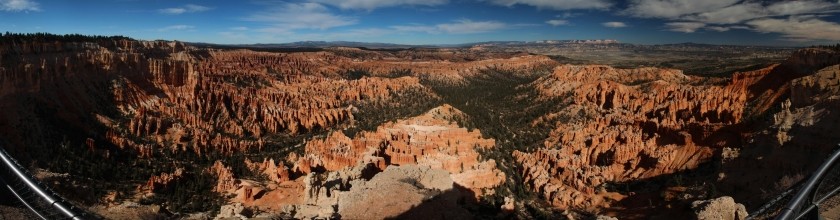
[[1, 0, 839, 46]]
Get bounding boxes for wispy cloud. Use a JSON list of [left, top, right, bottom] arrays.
[[246, 2, 357, 33], [158, 25, 195, 32], [437, 20, 507, 34], [602, 21, 627, 28], [392, 19, 508, 34], [546, 19, 569, 26], [623, 0, 840, 24], [313, 0, 447, 11], [665, 22, 705, 33], [158, 4, 212, 15], [685, 1, 839, 24], [747, 16, 840, 41], [623, 0, 739, 19], [620, 0, 840, 41], [558, 12, 581, 18], [230, 27, 249, 31], [704, 26, 728, 32], [487, 0, 611, 10], [0, 0, 39, 12]]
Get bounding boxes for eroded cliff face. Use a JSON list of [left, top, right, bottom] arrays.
[[293, 104, 505, 197], [138, 167, 185, 194], [0, 37, 543, 218], [110, 52, 436, 157], [513, 63, 784, 211], [4, 36, 838, 219], [0, 38, 551, 159], [719, 63, 840, 209], [203, 105, 505, 218], [510, 48, 840, 215], [0, 40, 192, 153]]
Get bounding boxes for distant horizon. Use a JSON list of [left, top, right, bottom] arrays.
[[2, 31, 817, 48], [191, 39, 803, 48], [1, 0, 839, 46]]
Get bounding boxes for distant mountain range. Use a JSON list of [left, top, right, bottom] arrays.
[[469, 39, 620, 46], [188, 39, 798, 50], [188, 39, 622, 49], [189, 41, 423, 49]]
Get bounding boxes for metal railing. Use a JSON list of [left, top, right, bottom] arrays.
[[0, 145, 90, 220], [776, 144, 840, 220]]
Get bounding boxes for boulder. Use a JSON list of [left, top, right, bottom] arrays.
[[691, 196, 748, 220]]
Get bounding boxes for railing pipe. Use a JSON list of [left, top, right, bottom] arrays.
[[776, 144, 840, 220], [0, 147, 83, 220]]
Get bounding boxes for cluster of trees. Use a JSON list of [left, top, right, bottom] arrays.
[[138, 170, 224, 214], [813, 43, 840, 51], [421, 67, 570, 218], [345, 86, 442, 137], [341, 68, 414, 80], [34, 133, 227, 213], [343, 69, 371, 80]]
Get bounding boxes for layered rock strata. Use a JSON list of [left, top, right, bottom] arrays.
[[292, 105, 506, 198], [514, 63, 776, 211], [207, 105, 505, 218], [0, 38, 551, 159]]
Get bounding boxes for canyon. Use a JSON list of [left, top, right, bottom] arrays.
[[0, 34, 838, 219]]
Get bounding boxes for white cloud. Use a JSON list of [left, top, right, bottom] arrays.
[[602, 22, 627, 28], [437, 20, 507, 34], [665, 22, 705, 33], [230, 27, 249, 31], [246, 3, 357, 31], [313, 0, 447, 10], [747, 16, 840, 41], [0, 0, 39, 12], [686, 1, 839, 25], [184, 4, 211, 12], [685, 2, 765, 24], [159, 8, 186, 14], [487, 0, 612, 10], [391, 20, 508, 34], [157, 25, 195, 32], [622, 0, 840, 42], [705, 26, 731, 32], [159, 4, 211, 14], [622, 0, 840, 30], [624, 0, 739, 18], [767, 1, 839, 16], [546, 19, 569, 26], [558, 12, 581, 18]]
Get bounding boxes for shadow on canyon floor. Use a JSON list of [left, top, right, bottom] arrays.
[[387, 183, 505, 220]]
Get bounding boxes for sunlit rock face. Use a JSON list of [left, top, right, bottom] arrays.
[[292, 104, 506, 198], [203, 105, 505, 218], [4, 35, 840, 219], [0, 37, 552, 158], [515, 61, 797, 211]]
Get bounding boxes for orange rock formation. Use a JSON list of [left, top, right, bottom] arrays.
[[514, 63, 779, 211], [0, 37, 549, 159], [139, 167, 184, 194], [292, 105, 506, 197]]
